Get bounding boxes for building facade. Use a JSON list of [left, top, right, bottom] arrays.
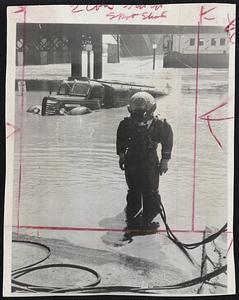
[[163, 32, 229, 68]]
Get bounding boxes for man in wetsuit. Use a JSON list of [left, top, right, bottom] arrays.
[[116, 92, 173, 230]]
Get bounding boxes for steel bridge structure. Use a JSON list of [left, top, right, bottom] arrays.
[[16, 23, 226, 79]]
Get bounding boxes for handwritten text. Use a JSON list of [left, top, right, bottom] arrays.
[[199, 5, 216, 24], [71, 5, 167, 22], [199, 101, 233, 150], [225, 14, 235, 44]]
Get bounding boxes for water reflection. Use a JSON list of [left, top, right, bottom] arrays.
[[13, 64, 230, 234]]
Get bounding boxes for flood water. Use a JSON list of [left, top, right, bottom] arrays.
[[13, 56, 232, 244]]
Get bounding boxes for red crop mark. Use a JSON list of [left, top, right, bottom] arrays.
[[191, 21, 201, 232], [6, 122, 19, 139], [11, 225, 233, 235], [192, 5, 217, 232], [206, 116, 223, 149], [201, 116, 233, 121], [199, 101, 233, 149], [199, 101, 227, 119], [199, 5, 216, 24], [226, 238, 233, 257], [16, 8, 27, 233], [12, 225, 205, 234], [226, 14, 235, 31], [225, 14, 235, 44], [13, 6, 27, 14]]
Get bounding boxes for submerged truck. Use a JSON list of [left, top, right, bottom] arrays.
[[41, 77, 168, 116]]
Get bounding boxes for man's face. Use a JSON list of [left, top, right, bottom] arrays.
[[131, 107, 147, 122]]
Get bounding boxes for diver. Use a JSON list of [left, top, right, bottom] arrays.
[[116, 92, 173, 233]]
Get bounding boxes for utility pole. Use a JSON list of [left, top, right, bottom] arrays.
[[87, 51, 90, 78], [152, 43, 157, 70], [117, 34, 120, 63], [85, 43, 92, 78]]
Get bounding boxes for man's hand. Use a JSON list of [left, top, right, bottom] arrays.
[[159, 159, 169, 175], [119, 153, 125, 171]]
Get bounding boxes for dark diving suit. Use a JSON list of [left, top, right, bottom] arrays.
[[116, 116, 173, 228]]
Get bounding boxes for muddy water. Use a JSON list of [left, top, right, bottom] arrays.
[[13, 57, 231, 243]]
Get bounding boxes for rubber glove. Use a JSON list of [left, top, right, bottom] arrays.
[[119, 153, 125, 171], [159, 159, 169, 175]]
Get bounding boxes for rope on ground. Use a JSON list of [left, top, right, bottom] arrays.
[[12, 240, 101, 293], [12, 259, 226, 294], [70, 265, 227, 294], [12, 240, 51, 272], [157, 197, 227, 264], [11, 238, 227, 294], [12, 263, 101, 293]]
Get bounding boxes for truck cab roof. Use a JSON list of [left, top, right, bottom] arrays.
[[57, 78, 103, 97]]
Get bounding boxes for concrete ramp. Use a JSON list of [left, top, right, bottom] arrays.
[[12, 228, 223, 295]]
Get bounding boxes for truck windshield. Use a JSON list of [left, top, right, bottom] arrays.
[[71, 83, 90, 96], [57, 83, 73, 95]]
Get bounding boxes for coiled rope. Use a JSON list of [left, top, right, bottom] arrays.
[[76, 264, 227, 294], [12, 235, 227, 294], [12, 263, 101, 293], [12, 240, 101, 293], [12, 257, 226, 294], [12, 240, 51, 272]]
